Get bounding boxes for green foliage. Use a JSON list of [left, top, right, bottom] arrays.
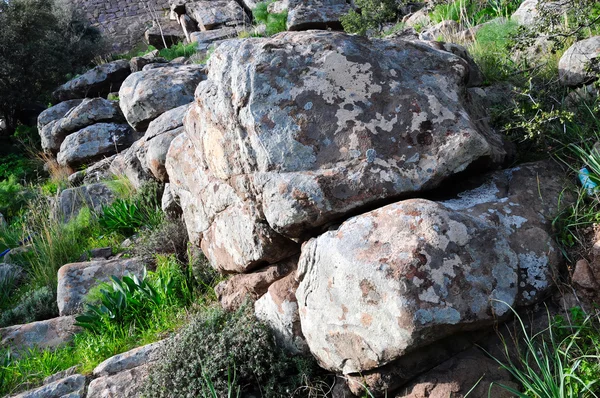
[[340, 0, 399, 35], [0, 175, 33, 220], [489, 305, 600, 397], [0, 0, 104, 132], [430, 0, 521, 25], [0, 286, 57, 328], [253, 2, 288, 36], [0, 153, 38, 182], [0, 265, 22, 306], [158, 42, 198, 61]]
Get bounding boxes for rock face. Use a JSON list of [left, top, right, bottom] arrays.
[[286, 0, 350, 31], [93, 340, 164, 377], [37, 100, 84, 143], [167, 31, 507, 273], [185, 0, 248, 30], [10, 374, 86, 398], [296, 161, 564, 375], [119, 65, 206, 131], [87, 364, 151, 398], [57, 258, 146, 316], [55, 182, 115, 222], [41, 98, 125, 154], [56, 123, 140, 168], [559, 36, 600, 87], [1, 316, 78, 353], [52, 60, 131, 102]]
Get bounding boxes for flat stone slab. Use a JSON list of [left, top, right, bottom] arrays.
[[57, 258, 146, 316], [10, 374, 86, 398], [1, 316, 78, 353]]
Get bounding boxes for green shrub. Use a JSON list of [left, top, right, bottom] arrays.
[[0, 153, 38, 182], [340, 0, 399, 35], [253, 2, 288, 36], [0, 176, 33, 220], [0, 286, 57, 328], [0, 265, 22, 305], [144, 305, 317, 398]]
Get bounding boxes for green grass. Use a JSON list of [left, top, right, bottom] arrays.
[[430, 0, 523, 26], [253, 1, 288, 36]]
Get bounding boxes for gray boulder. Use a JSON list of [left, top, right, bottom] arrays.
[[87, 364, 151, 398], [559, 36, 600, 87], [10, 374, 86, 398], [119, 65, 206, 131], [185, 0, 248, 30], [161, 183, 181, 216], [52, 60, 131, 102], [296, 161, 565, 375], [54, 182, 115, 223], [57, 258, 145, 316], [37, 100, 84, 138], [41, 98, 125, 154], [82, 155, 118, 185], [190, 26, 241, 44], [166, 31, 507, 273], [93, 340, 164, 377], [511, 0, 539, 26], [56, 123, 140, 168], [286, 0, 350, 31], [1, 316, 79, 353]]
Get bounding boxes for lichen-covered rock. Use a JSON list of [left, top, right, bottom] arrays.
[[10, 374, 86, 398], [37, 100, 84, 141], [54, 182, 115, 223], [255, 272, 309, 355], [185, 0, 248, 30], [1, 316, 78, 353], [93, 340, 164, 377], [56, 123, 140, 168], [286, 0, 350, 31], [168, 31, 507, 272], [82, 155, 118, 185], [559, 36, 600, 87], [215, 256, 296, 310], [296, 161, 564, 374], [119, 65, 206, 131], [190, 27, 240, 44], [57, 258, 145, 316], [87, 364, 151, 398], [52, 60, 131, 102], [41, 98, 125, 154]]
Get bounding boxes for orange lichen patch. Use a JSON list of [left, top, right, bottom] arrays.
[[361, 313, 373, 327]]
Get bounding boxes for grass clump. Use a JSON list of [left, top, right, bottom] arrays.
[[144, 305, 317, 398], [253, 1, 288, 36]]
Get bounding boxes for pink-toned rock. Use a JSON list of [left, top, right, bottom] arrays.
[[572, 259, 598, 290]]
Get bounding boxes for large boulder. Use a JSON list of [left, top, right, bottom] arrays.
[[41, 98, 125, 154], [286, 0, 350, 31], [93, 340, 164, 377], [166, 31, 507, 273], [56, 123, 140, 168], [185, 0, 248, 30], [1, 316, 78, 353], [87, 364, 151, 398], [119, 65, 206, 131], [57, 258, 146, 316], [10, 374, 86, 398], [559, 36, 600, 87], [296, 161, 564, 375], [37, 100, 84, 140], [54, 182, 116, 223], [52, 60, 131, 102]]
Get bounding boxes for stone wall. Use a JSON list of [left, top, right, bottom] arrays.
[[73, 0, 172, 52]]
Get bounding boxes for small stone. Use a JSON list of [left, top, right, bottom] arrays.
[[572, 259, 598, 290]]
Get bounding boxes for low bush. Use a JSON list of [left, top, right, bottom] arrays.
[[340, 0, 399, 35], [144, 305, 317, 398], [0, 176, 33, 220], [253, 2, 288, 36], [0, 286, 57, 328]]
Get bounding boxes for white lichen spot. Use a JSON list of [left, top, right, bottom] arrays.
[[418, 286, 440, 303]]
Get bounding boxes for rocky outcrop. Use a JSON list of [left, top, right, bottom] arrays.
[[57, 258, 146, 316], [1, 316, 79, 353], [559, 36, 600, 87], [56, 123, 140, 168], [286, 0, 350, 31], [296, 161, 564, 378], [215, 256, 297, 310], [52, 60, 131, 102], [41, 98, 125, 155], [166, 31, 507, 273], [119, 65, 206, 131], [185, 0, 248, 31], [54, 182, 115, 222], [10, 374, 86, 398], [37, 100, 84, 145]]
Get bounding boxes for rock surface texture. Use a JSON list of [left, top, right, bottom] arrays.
[[52, 60, 131, 102], [286, 0, 350, 31], [57, 258, 145, 316], [119, 65, 206, 131], [1, 316, 79, 353], [10, 374, 86, 398], [296, 161, 564, 377], [166, 31, 507, 274], [559, 36, 600, 87], [54, 182, 116, 223]]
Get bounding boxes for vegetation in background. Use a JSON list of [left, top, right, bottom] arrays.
[[0, 0, 104, 133], [253, 1, 288, 36], [144, 305, 318, 398], [340, 0, 400, 35], [430, 0, 522, 25], [0, 286, 57, 328]]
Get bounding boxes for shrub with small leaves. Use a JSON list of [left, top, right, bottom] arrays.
[[341, 0, 400, 35], [144, 305, 317, 398], [0, 286, 57, 327]]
